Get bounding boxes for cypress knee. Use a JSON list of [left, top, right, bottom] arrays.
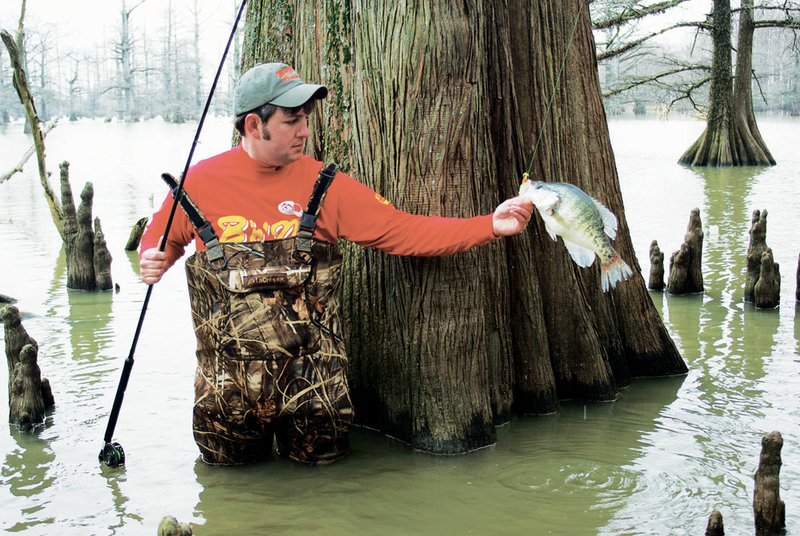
[[68, 183, 97, 290], [705, 510, 724, 536], [753, 431, 786, 536], [754, 249, 780, 309], [3, 305, 38, 400], [648, 240, 665, 291], [158, 516, 192, 536], [125, 217, 148, 251], [93, 217, 113, 291], [745, 209, 769, 303], [667, 209, 704, 294], [9, 344, 54, 430]]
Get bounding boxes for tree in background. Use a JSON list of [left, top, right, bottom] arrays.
[[242, 0, 687, 453], [592, 0, 800, 166], [113, 0, 145, 121]]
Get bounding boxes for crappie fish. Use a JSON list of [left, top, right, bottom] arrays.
[[519, 179, 633, 292]]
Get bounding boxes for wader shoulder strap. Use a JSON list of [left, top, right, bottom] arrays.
[[160, 173, 225, 264], [293, 163, 338, 264]]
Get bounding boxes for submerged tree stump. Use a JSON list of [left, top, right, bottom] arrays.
[[667, 209, 704, 294], [158, 516, 192, 536], [125, 217, 148, 251], [705, 510, 724, 536], [60, 162, 113, 291], [3, 305, 53, 430], [754, 249, 780, 309], [648, 240, 665, 291], [0, 294, 16, 305], [753, 431, 786, 536], [94, 218, 113, 291], [3, 305, 37, 398], [745, 209, 769, 303], [9, 344, 54, 430]]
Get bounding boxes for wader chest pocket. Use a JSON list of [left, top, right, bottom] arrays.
[[189, 260, 322, 362], [220, 263, 319, 361]]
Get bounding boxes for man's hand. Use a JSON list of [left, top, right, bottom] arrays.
[[492, 196, 534, 237], [139, 246, 169, 285]]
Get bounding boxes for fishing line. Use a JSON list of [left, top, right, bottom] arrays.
[[99, 0, 248, 468], [523, 5, 584, 181]]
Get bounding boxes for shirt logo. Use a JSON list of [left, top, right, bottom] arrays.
[[279, 200, 303, 217]]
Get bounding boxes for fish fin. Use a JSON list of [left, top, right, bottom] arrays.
[[532, 190, 561, 241], [591, 198, 619, 240], [542, 218, 559, 241], [600, 253, 634, 292], [562, 240, 597, 268]]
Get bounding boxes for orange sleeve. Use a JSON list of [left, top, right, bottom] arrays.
[[139, 192, 195, 267], [324, 174, 498, 256]]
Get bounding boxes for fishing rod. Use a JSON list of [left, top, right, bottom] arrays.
[[522, 5, 584, 182], [99, 0, 248, 468]]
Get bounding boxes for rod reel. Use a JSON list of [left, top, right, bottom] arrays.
[[99, 441, 126, 468]]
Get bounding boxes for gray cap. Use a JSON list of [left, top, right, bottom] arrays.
[[234, 63, 328, 115]]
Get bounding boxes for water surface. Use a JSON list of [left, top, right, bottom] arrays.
[[0, 116, 798, 535]]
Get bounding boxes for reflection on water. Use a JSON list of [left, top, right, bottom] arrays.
[[3, 431, 56, 532], [0, 117, 799, 535]]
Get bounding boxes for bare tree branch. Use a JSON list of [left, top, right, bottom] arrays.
[[603, 65, 709, 97], [598, 21, 710, 61], [0, 119, 58, 184], [594, 0, 694, 30]]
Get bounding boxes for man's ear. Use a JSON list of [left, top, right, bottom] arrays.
[[243, 113, 262, 138]]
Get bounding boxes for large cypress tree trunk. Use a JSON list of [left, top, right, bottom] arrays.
[[731, 0, 775, 165], [243, 0, 687, 454], [679, 0, 775, 166], [345, 4, 515, 451]]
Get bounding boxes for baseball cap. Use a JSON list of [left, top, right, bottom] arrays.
[[234, 63, 328, 115]]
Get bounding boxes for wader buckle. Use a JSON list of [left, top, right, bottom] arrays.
[[161, 173, 226, 267], [292, 163, 337, 265]]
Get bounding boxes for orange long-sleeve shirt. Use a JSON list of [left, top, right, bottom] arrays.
[[140, 146, 497, 265]]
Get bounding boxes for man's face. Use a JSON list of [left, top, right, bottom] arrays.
[[249, 107, 310, 167]]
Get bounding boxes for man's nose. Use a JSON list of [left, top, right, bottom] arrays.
[[297, 119, 309, 138]]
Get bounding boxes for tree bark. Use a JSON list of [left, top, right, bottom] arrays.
[[679, 0, 776, 166], [244, 0, 687, 453]]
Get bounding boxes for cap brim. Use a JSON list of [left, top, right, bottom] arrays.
[[269, 84, 328, 107]]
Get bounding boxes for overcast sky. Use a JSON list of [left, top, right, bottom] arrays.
[[1, 0, 238, 58]]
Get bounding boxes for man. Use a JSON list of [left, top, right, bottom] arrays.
[[140, 62, 533, 466]]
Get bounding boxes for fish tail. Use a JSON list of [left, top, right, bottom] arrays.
[[600, 253, 633, 292]]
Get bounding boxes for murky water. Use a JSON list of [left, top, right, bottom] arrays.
[[1, 116, 798, 535]]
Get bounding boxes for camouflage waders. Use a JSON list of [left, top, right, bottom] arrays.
[[171, 165, 353, 465]]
